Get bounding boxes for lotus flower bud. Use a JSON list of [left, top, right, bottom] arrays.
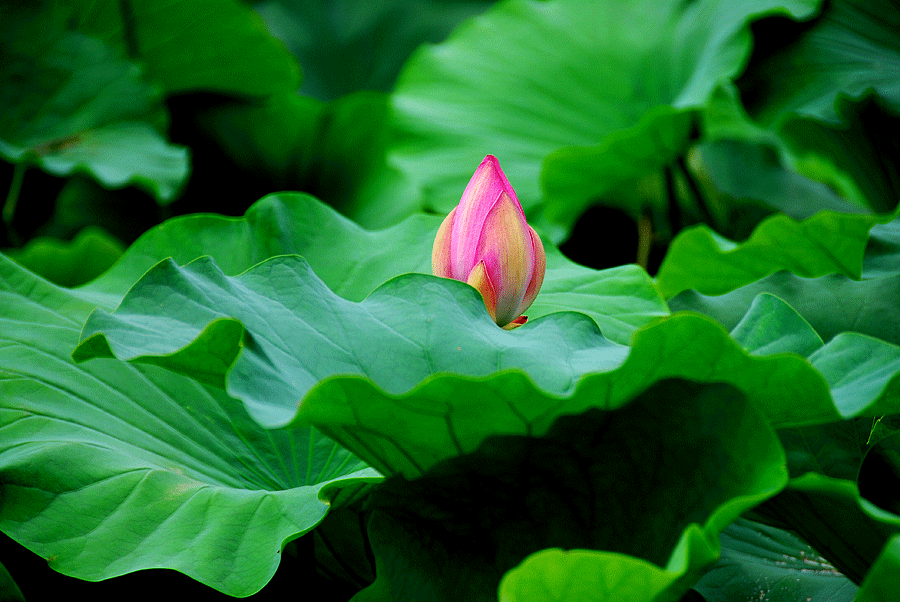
[[432, 155, 545, 329]]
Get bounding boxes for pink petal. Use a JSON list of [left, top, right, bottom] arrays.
[[466, 260, 498, 323], [432, 207, 457, 278], [515, 226, 546, 317], [475, 191, 534, 326], [450, 155, 524, 278]]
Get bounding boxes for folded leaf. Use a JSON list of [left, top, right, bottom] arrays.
[[670, 271, 900, 347], [0, 3, 188, 202], [88, 192, 669, 345], [692, 518, 857, 602], [0, 254, 378, 597], [656, 211, 876, 298], [360, 380, 786, 602], [71, 0, 301, 96], [73, 253, 881, 482], [390, 0, 821, 233]]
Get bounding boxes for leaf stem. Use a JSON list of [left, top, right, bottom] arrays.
[[677, 154, 715, 228], [664, 164, 681, 235], [118, 0, 139, 59], [636, 211, 652, 271], [3, 162, 25, 226]]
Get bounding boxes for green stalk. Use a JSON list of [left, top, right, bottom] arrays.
[[664, 164, 681, 235], [118, 0, 140, 59], [677, 155, 715, 229], [636, 212, 653, 271], [3, 162, 25, 226]]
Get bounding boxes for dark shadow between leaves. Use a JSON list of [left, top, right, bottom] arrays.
[[356, 378, 784, 601]]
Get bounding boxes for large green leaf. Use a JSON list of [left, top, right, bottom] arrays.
[[87, 192, 668, 344], [71, 0, 301, 96], [697, 139, 871, 219], [863, 216, 900, 278], [357, 380, 785, 602], [692, 518, 857, 602], [389, 0, 820, 231], [0, 253, 379, 597], [254, 0, 494, 101], [669, 271, 900, 347], [75, 254, 647, 434], [739, 0, 900, 126], [72, 249, 900, 476], [736, 0, 900, 214], [497, 548, 683, 602], [0, 3, 188, 202], [728, 293, 823, 357], [6, 226, 123, 287], [655, 210, 876, 298], [758, 474, 900, 584]]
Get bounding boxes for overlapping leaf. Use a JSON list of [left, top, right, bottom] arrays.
[[0, 191, 666, 595], [86, 192, 668, 345], [76, 253, 673, 440], [358, 380, 785, 602], [697, 139, 871, 219], [0, 253, 379, 597], [670, 269, 900, 347], [498, 548, 687, 602], [389, 0, 820, 234], [7, 226, 123, 287], [254, 0, 494, 101], [73, 250, 899, 481], [0, 3, 188, 202], [727, 293, 822, 357], [739, 0, 900, 126], [717, 292, 900, 589], [656, 210, 876, 298], [692, 518, 858, 602], [864, 216, 900, 278], [70, 0, 301, 96], [1, 0, 898, 599]]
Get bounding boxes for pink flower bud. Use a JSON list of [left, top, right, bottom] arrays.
[[432, 155, 545, 329]]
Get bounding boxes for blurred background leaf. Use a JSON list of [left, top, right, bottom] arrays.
[[253, 0, 495, 101], [0, 1, 188, 209]]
